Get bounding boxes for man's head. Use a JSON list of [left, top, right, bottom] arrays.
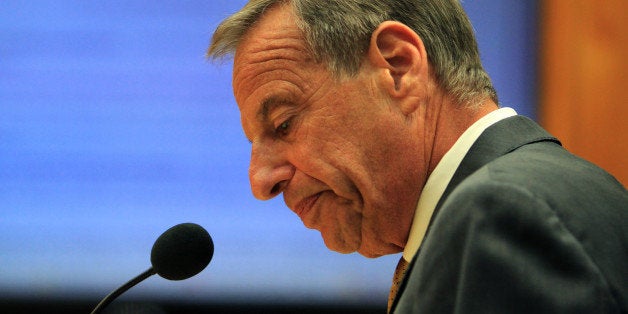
[[209, 0, 496, 106], [208, 0, 497, 257]]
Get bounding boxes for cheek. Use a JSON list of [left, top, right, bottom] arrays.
[[356, 116, 423, 225], [292, 119, 356, 174]]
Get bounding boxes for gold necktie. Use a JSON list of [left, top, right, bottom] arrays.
[[388, 257, 409, 313]]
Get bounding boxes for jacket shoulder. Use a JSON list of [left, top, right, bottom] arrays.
[[395, 145, 628, 313]]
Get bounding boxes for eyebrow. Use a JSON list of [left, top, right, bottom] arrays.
[[258, 95, 295, 122], [244, 95, 296, 144]]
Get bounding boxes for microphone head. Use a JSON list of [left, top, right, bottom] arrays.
[[150, 223, 214, 281]]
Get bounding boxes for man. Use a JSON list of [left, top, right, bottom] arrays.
[[207, 0, 628, 312]]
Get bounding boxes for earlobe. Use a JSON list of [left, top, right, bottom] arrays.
[[367, 21, 426, 97]]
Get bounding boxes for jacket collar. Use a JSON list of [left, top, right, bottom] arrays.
[[434, 115, 560, 213], [390, 115, 560, 313]]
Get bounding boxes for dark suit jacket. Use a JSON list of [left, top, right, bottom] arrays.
[[392, 116, 628, 313]]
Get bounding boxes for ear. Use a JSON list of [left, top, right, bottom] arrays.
[[367, 21, 427, 106]]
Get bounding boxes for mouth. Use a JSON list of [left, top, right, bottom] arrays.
[[294, 192, 322, 218]]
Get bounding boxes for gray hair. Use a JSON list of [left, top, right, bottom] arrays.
[[208, 0, 498, 106]]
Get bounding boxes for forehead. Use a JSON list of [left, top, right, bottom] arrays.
[[232, 3, 309, 84], [231, 4, 319, 130]]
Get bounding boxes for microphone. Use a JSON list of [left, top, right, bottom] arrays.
[[90, 223, 214, 314]]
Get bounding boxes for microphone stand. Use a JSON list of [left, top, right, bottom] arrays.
[[90, 267, 157, 314]]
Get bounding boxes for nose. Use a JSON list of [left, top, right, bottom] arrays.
[[249, 141, 294, 200]]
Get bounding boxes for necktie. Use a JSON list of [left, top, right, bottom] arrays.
[[387, 256, 409, 313]]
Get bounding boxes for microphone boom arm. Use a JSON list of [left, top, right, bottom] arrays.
[[90, 267, 157, 314]]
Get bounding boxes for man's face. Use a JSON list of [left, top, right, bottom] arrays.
[[232, 5, 423, 257]]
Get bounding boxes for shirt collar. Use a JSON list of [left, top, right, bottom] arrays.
[[402, 107, 517, 262]]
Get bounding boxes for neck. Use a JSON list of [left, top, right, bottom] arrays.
[[424, 96, 498, 176]]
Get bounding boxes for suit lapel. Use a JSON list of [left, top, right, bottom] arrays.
[[390, 115, 560, 312]]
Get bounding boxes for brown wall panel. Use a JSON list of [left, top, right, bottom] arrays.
[[539, 0, 627, 186]]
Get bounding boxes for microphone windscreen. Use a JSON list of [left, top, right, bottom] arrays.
[[150, 223, 214, 281]]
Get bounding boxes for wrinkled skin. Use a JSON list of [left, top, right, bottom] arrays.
[[231, 4, 492, 257]]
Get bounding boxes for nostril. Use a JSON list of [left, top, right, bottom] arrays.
[[270, 180, 287, 197]]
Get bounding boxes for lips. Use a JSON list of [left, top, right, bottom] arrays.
[[294, 192, 322, 218]]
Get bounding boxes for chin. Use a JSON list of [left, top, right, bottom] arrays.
[[356, 246, 391, 258], [326, 242, 358, 255], [358, 251, 385, 258], [357, 242, 403, 258], [322, 234, 360, 254]]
